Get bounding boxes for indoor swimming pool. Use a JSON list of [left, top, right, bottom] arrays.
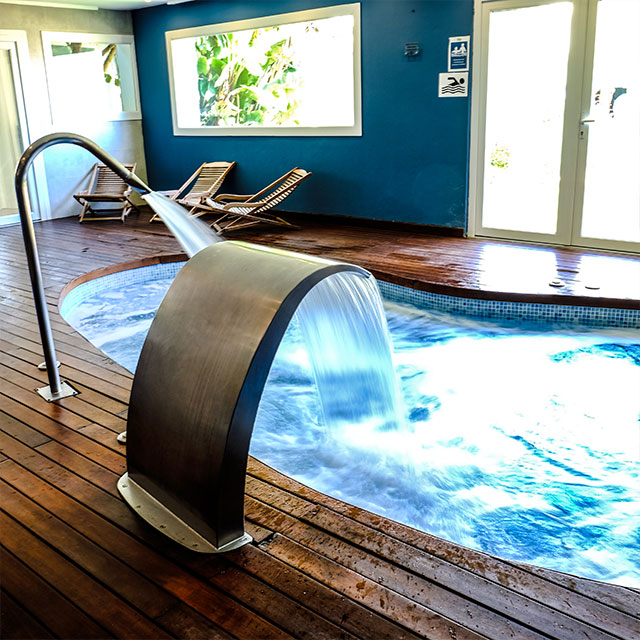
[[61, 261, 640, 587]]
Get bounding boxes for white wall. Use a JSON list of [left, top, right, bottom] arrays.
[[0, 3, 147, 219]]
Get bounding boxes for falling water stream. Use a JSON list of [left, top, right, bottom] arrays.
[[142, 192, 222, 255], [141, 191, 405, 434], [295, 272, 404, 432]]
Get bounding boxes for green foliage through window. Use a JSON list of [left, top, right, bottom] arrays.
[[195, 27, 304, 127], [102, 43, 121, 87], [51, 41, 121, 87], [490, 145, 511, 169]]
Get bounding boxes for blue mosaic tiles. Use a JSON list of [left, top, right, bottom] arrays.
[[377, 280, 640, 329], [61, 261, 640, 330], [60, 261, 186, 318]]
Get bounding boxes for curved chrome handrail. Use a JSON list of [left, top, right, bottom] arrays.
[[15, 132, 151, 401]]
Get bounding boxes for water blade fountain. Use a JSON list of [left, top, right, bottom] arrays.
[[121, 209, 405, 551], [120, 241, 377, 551], [17, 132, 403, 553]]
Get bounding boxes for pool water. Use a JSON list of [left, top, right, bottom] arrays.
[[62, 271, 640, 587]]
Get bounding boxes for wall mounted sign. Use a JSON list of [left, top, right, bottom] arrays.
[[448, 35, 470, 71], [438, 72, 468, 98]]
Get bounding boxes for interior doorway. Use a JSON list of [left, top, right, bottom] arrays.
[[0, 30, 48, 227], [470, 0, 639, 253]]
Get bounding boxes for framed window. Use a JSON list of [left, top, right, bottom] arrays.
[[42, 31, 141, 124], [166, 3, 361, 136]]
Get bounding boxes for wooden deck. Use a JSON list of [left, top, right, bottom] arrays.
[[1, 212, 639, 640]]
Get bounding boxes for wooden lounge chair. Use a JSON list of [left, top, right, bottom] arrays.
[[149, 161, 236, 222], [74, 163, 138, 223], [197, 167, 311, 233]]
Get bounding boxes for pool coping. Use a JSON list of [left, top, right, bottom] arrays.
[[59, 253, 187, 308], [59, 253, 640, 330]]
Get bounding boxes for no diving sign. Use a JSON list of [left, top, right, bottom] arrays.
[[438, 72, 468, 98]]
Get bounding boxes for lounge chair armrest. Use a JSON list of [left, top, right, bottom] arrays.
[[201, 197, 225, 210], [183, 191, 215, 203], [201, 197, 261, 212], [221, 201, 265, 211], [213, 193, 254, 203]]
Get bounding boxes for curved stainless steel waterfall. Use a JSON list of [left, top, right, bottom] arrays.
[[15, 132, 151, 401], [119, 241, 368, 552], [18, 132, 370, 554]]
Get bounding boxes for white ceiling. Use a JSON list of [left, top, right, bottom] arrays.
[[0, 0, 193, 10]]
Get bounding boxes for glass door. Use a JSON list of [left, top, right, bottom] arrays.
[[0, 33, 40, 226], [572, 0, 640, 252], [478, 0, 576, 243], [472, 0, 640, 254]]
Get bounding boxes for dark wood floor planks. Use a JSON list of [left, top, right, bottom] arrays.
[[1, 212, 639, 640]]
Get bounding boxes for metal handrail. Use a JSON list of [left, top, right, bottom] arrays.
[[15, 132, 151, 401]]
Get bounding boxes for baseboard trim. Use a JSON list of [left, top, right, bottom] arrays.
[[279, 210, 465, 237]]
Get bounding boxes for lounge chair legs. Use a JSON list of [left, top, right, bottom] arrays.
[[211, 214, 300, 233]]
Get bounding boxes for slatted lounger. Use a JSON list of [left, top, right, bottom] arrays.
[[149, 161, 237, 222], [196, 167, 311, 233], [74, 163, 138, 223]]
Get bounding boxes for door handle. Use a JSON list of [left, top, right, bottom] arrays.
[[579, 119, 594, 140]]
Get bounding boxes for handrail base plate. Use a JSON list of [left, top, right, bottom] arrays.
[[37, 381, 79, 402]]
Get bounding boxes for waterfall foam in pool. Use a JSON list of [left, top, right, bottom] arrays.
[[61, 264, 640, 587]]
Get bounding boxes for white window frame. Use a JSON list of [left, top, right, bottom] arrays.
[[165, 3, 362, 137], [41, 31, 142, 123]]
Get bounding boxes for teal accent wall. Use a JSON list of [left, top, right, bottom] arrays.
[[132, 0, 473, 228]]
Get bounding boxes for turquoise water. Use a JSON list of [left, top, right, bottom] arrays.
[[63, 272, 640, 587]]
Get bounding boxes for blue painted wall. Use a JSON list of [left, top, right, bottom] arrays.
[[132, 0, 473, 228]]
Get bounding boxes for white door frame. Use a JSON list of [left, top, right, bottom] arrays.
[[0, 29, 51, 225], [468, 0, 638, 254], [569, 0, 640, 253]]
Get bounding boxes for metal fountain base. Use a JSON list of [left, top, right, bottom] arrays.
[[118, 473, 252, 553]]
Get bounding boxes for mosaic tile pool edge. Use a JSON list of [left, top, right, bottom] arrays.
[[60, 261, 185, 318], [377, 281, 640, 329], [61, 262, 640, 329]]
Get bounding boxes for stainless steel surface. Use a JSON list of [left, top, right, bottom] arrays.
[[118, 473, 252, 553], [14, 132, 151, 401], [37, 380, 78, 402], [121, 241, 368, 551]]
